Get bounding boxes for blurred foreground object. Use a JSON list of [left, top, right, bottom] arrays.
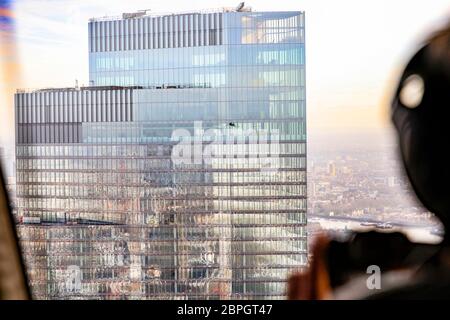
[[0, 0, 29, 300], [392, 21, 450, 239], [0, 170, 30, 299], [289, 21, 450, 300], [288, 236, 332, 300], [288, 232, 439, 299]]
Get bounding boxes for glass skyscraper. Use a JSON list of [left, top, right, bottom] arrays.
[[15, 8, 306, 300]]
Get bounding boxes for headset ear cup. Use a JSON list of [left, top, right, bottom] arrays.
[[391, 23, 450, 238]]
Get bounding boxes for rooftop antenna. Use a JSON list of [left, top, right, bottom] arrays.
[[236, 2, 245, 12], [75, 79, 79, 89]]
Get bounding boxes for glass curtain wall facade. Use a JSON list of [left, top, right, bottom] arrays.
[[15, 9, 306, 300]]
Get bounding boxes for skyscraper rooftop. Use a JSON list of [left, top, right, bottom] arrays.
[[89, 5, 253, 22]]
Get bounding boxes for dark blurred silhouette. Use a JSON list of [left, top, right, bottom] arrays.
[[392, 22, 450, 240], [0, 170, 30, 300], [289, 21, 450, 300]]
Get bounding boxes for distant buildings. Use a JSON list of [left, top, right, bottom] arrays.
[[327, 161, 336, 177], [15, 8, 307, 299], [308, 142, 436, 229], [387, 177, 396, 188]]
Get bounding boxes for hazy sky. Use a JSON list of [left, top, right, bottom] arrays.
[[3, 0, 450, 139]]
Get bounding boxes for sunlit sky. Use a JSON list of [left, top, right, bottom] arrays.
[[1, 0, 450, 148]]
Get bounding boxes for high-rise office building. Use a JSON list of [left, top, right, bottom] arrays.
[[15, 7, 307, 300]]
